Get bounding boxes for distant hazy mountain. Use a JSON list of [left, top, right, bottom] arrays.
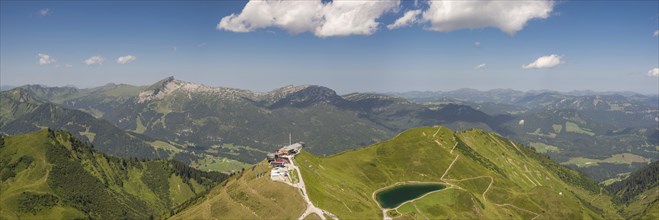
[[392, 89, 658, 108], [0, 85, 15, 91]]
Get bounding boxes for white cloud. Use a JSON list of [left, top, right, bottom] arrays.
[[117, 55, 136, 64], [37, 53, 55, 65], [387, 9, 422, 30], [217, 0, 399, 37], [65, 64, 73, 68], [421, 0, 554, 35], [518, 119, 525, 126], [84, 55, 105, 65], [38, 8, 51, 16], [654, 30, 659, 37], [474, 63, 486, 70], [522, 54, 563, 69], [648, 68, 659, 77], [474, 41, 481, 47]]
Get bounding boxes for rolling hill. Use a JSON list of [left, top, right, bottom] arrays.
[[394, 89, 658, 182], [0, 129, 226, 219], [295, 126, 621, 219]]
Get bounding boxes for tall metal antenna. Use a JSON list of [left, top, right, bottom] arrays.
[[289, 132, 292, 145]]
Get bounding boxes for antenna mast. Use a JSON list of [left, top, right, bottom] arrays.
[[289, 133, 292, 145]]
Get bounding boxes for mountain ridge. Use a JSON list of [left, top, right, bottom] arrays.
[[0, 129, 226, 219]]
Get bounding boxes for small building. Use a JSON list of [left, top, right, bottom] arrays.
[[266, 153, 277, 161], [270, 158, 289, 167], [277, 148, 289, 155], [283, 143, 304, 154]]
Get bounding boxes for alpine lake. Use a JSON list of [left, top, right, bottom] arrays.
[[375, 183, 446, 209]]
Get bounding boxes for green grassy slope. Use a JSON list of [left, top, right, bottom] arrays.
[[296, 126, 621, 219], [0, 88, 173, 160], [0, 129, 225, 219], [622, 185, 658, 220], [172, 160, 305, 219], [607, 161, 659, 219]]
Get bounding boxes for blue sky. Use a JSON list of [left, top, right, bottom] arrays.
[[1, 0, 658, 94]]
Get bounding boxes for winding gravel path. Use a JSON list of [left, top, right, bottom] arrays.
[[287, 154, 338, 220]]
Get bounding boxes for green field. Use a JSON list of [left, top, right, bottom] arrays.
[[552, 124, 563, 133], [190, 155, 250, 173], [565, 121, 595, 136], [564, 153, 652, 168], [530, 142, 561, 153]]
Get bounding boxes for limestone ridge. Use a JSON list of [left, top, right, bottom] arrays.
[[137, 76, 256, 103], [136, 77, 346, 108]]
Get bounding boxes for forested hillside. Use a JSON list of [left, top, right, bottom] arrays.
[[0, 129, 226, 219]]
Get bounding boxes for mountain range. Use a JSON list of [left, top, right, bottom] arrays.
[[0, 77, 656, 183]]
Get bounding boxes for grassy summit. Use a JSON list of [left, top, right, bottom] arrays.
[[171, 160, 306, 219], [296, 126, 621, 219]]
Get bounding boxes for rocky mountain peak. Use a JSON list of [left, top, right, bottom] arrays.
[[262, 84, 342, 108], [136, 76, 256, 103]]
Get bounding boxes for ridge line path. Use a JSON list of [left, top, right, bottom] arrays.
[[432, 127, 442, 137], [287, 154, 338, 220], [444, 176, 494, 203], [449, 137, 458, 154], [446, 174, 541, 218], [432, 134, 541, 219], [441, 155, 460, 180]]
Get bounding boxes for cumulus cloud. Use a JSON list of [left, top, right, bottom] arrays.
[[38, 8, 51, 16], [84, 55, 105, 65], [474, 41, 481, 47], [37, 53, 55, 65], [387, 9, 422, 30], [654, 30, 658, 37], [475, 63, 486, 70], [522, 54, 563, 69], [648, 68, 659, 77], [421, 0, 554, 35], [117, 55, 136, 64], [217, 0, 399, 37]]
